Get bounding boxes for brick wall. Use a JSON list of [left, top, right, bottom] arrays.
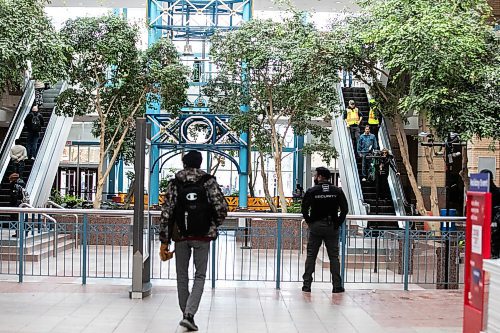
[[489, 0, 500, 19], [467, 138, 500, 181]]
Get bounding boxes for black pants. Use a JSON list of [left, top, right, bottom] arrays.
[[303, 220, 342, 288], [492, 226, 500, 259]]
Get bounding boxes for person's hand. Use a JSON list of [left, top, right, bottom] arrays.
[[159, 243, 174, 261]]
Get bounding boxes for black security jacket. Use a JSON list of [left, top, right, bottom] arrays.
[[301, 182, 349, 226]]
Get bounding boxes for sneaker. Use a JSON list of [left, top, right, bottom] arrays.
[[180, 313, 198, 331], [332, 287, 345, 293], [301, 285, 311, 292], [361, 178, 366, 182]]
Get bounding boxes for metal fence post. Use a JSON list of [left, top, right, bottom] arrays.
[[340, 222, 346, 286], [211, 239, 216, 289], [276, 218, 282, 290], [403, 220, 410, 291], [18, 213, 24, 283], [82, 214, 88, 285]]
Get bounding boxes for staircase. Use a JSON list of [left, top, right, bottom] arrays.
[[0, 83, 63, 225], [341, 87, 398, 229], [0, 230, 75, 262]]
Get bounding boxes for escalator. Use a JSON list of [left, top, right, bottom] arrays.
[[0, 81, 35, 223], [340, 87, 407, 229], [0, 82, 73, 222]]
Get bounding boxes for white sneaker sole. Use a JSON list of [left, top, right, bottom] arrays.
[[180, 319, 198, 331]]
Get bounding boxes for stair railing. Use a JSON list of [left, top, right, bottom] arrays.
[[47, 200, 79, 249], [19, 202, 58, 257]]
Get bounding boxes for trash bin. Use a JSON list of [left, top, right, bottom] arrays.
[[440, 208, 457, 231]]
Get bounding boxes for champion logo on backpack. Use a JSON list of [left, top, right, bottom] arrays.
[[186, 193, 198, 201]]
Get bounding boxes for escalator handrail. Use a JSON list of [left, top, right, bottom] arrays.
[[0, 81, 35, 180]]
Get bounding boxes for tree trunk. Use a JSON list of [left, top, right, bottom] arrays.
[[459, 144, 469, 193], [259, 153, 277, 212], [424, 146, 440, 217], [249, 155, 259, 198], [274, 152, 287, 213], [393, 114, 427, 216], [123, 178, 135, 210]]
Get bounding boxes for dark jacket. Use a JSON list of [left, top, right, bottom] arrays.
[[357, 133, 378, 154], [159, 168, 228, 244], [301, 182, 349, 227], [9, 179, 26, 207], [24, 112, 44, 133], [378, 155, 398, 176]]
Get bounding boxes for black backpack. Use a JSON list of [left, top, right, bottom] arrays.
[[31, 114, 42, 132], [174, 175, 214, 237]]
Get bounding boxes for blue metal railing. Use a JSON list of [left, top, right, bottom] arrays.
[[0, 207, 465, 290]]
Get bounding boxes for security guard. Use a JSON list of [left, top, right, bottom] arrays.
[[368, 99, 380, 137], [301, 167, 349, 293]]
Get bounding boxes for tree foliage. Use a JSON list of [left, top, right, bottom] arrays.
[[0, 0, 67, 91], [328, 0, 499, 215], [207, 14, 339, 211], [57, 15, 188, 207]]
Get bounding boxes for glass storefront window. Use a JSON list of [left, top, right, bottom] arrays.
[[89, 147, 100, 163]]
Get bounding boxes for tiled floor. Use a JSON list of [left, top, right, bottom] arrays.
[[0, 280, 463, 333]]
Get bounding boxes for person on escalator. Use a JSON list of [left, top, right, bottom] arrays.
[[8, 173, 29, 238], [345, 100, 362, 154], [10, 139, 27, 178], [24, 105, 44, 159], [377, 149, 400, 199], [357, 125, 378, 182], [368, 99, 381, 138], [34, 80, 45, 106]]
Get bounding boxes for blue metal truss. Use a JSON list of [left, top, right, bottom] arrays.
[[148, 0, 251, 40], [147, 0, 252, 207], [147, 113, 245, 150]]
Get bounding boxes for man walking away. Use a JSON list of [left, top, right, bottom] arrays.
[[301, 167, 349, 293], [24, 105, 44, 159], [357, 125, 378, 182], [159, 150, 228, 331], [34, 80, 45, 106], [10, 139, 28, 177]]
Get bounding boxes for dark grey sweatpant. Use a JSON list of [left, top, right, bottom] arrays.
[[175, 240, 210, 316], [303, 220, 342, 289]]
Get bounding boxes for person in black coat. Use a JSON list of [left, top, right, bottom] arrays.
[[480, 170, 500, 258], [301, 167, 349, 293], [24, 105, 44, 159]]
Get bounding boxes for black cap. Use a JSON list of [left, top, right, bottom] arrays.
[[315, 167, 331, 179], [182, 150, 203, 169]]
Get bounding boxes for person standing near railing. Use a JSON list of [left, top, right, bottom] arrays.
[[8, 173, 29, 238], [159, 150, 228, 332], [301, 167, 349, 293]]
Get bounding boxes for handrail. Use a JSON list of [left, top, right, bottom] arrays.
[[47, 200, 79, 249], [0, 81, 35, 181], [0, 206, 467, 222], [19, 203, 56, 223]]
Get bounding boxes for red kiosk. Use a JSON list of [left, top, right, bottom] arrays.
[[463, 173, 492, 333]]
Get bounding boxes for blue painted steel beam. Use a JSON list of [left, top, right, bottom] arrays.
[[147, 0, 163, 206], [117, 158, 124, 193]]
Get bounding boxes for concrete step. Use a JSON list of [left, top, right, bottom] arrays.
[[0, 240, 75, 262], [0, 234, 73, 254], [0, 231, 57, 246]]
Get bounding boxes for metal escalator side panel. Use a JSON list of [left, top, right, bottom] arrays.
[[26, 82, 73, 207], [0, 81, 35, 182], [332, 84, 367, 228]]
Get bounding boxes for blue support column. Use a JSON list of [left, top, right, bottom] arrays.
[[296, 135, 304, 187], [238, 2, 252, 209], [108, 160, 116, 197], [117, 158, 124, 193], [148, 1, 162, 206]]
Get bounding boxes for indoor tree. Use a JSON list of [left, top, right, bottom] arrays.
[[0, 0, 67, 91], [329, 0, 499, 216], [56, 15, 188, 208], [207, 14, 338, 212]]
